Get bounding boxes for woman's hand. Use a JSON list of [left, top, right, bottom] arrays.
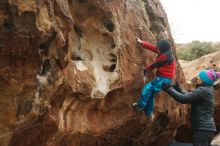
[[162, 83, 172, 91], [173, 82, 181, 90]]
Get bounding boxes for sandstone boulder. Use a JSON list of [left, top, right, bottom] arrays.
[[0, 0, 186, 146]]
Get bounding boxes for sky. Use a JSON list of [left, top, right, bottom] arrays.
[[160, 0, 220, 44]]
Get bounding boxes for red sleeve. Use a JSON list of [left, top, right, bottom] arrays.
[[141, 41, 159, 54], [146, 54, 167, 70]]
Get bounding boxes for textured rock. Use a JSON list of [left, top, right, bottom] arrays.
[[212, 133, 220, 146], [179, 51, 220, 84], [0, 0, 187, 146]]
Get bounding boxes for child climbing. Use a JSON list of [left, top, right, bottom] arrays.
[[132, 37, 176, 116]]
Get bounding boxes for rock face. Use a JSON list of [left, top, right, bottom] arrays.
[[0, 0, 187, 146], [179, 51, 220, 84]]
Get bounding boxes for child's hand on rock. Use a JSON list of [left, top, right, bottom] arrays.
[[136, 37, 142, 44]]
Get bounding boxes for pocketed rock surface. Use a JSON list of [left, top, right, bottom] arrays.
[[0, 1, 187, 146]]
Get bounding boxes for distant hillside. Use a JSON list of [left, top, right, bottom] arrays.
[[179, 51, 220, 81], [176, 41, 220, 61], [176, 42, 220, 50]]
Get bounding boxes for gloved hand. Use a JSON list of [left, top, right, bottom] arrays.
[[136, 37, 143, 45], [172, 82, 187, 93], [173, 82, 181, 91], [162, 83, 171, 91]]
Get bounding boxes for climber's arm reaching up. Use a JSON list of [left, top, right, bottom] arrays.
[[136, 37, 159, 54]]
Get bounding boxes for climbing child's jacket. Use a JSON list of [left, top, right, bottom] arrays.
[[141, 40, 176, 79]]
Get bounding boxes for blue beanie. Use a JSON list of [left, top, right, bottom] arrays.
[[198, 69, 219, 86]]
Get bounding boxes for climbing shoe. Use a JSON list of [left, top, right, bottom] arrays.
[[132, 102, 144, 112]]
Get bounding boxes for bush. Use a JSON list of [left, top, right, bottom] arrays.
[[177, 41, 217, 61]]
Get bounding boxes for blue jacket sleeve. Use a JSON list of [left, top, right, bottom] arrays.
[[173, 84, 188, 94], [166, 87, 205, 104]]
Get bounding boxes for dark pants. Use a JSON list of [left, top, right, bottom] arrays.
[[193, 130, 215, 146]]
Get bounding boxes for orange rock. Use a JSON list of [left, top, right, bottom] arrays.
[[0, 0, 187, 146]]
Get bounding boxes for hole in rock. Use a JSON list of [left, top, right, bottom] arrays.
[[102, 33, 116, 49], [12, 11, 38, 36], [102, 65, 109, 72], [109, 64, 116, 72], [156, 112, 169, 128], [103, 64, 116, 72], [87, 5, 96, 12], [0, 40, 3, 51], [109, 53, 117, 58], [104, 20, 115, 32], [109, 53, 117, 63], [16, 100, 33, 117], [39, 31, 57, 55], [78, 0, 86, 3], [74, 25, 83, 38], [71, 54, 83, 61], [39, 43, 48, 54], [111, 42, 116, 49], [3, 18, 14, 31], [40, 59, 51, 75], [110, 58, 117, 62]]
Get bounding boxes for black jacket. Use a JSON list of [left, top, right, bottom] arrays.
[[166, 85, 217, 132]]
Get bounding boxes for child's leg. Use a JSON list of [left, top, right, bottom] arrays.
[[143, 94, 154, 115], [144, 77, 172, 115], [132, 81, 154, 112], [151, 76, 172, 93], [138, 81, 154, 109]]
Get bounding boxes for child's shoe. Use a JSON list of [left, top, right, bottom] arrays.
[[132, 102, 144, 112]]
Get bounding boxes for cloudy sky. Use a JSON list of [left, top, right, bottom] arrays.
[[160, 0, 220, 43]]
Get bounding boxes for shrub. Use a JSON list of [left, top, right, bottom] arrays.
[[177, 41, 217, 61]]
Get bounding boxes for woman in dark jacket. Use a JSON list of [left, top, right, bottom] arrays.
[[163, 69, 220, 146]]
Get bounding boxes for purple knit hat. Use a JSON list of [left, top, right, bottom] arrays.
[[198, 69, 220, 85]]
